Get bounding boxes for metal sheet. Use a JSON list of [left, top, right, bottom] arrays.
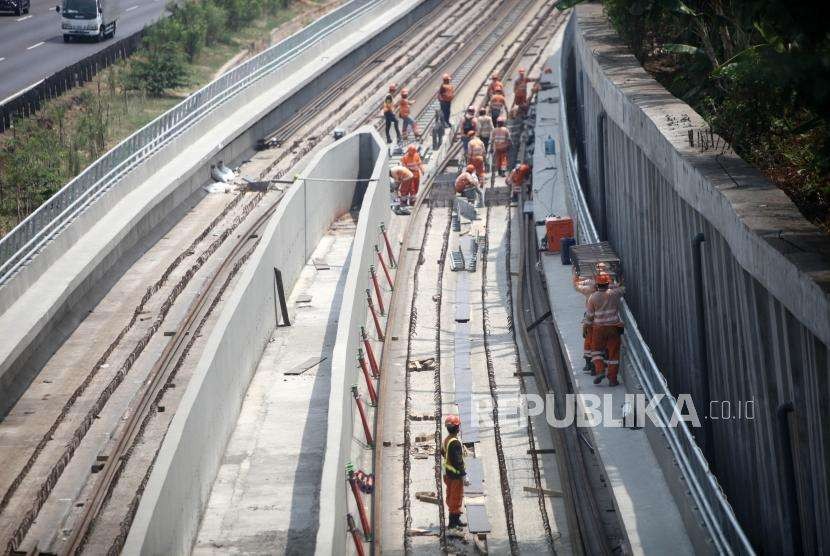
[[465, 503, 491, 534], [455, 272, 470, 322], [465, 458, 485, 495], [284, 356, 326, 375]]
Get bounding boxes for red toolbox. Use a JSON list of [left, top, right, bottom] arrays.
[[545, 216, 574, 253]]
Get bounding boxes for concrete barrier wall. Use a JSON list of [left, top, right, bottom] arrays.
[[123, 129, 382, 555], [0, 0, 440, 415], [316, 130, 389, 555], [563, 6, 830, 552]]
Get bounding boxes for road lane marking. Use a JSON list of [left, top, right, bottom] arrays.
[[16, 14, 33, 21], [0, 58, 5, 63], [0, 79, 44, 106], [27, 41, 45, 50], [125, 5, 137, 10]]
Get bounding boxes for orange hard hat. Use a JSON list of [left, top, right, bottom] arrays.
[[518, 67, 526, 74], [442, 73, 451, 82], [407, 144, 417, 154], [494, 84, 504, 93], [596, 273, 612, 286], [466, 164, 475, 173], [445, 414, 461, 427], [497, 115, 506, 123], [466, 130, 476, 137], [388, 83, 397, 93]]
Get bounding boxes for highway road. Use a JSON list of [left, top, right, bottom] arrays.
[[0, 0, 165, 104]]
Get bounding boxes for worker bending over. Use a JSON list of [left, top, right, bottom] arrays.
[[437, 73, 454, 126], [400, 144, 425, 206], [506, 163, 530, 202], [586, 273, 626, 386], [442, 414, 468, 530], [455, 164, 480, 205], [382, 91, 401, 145], [389, 165, 414, 206], [490, 116, 511, 176], [398, 88, 418, 141]]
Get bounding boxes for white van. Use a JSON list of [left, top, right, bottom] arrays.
[[57, 0, 117, 42]]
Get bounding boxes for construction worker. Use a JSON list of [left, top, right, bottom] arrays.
[[401, 144, 425, 205], [487, 73, 504, 99], [572, 262, 611, 374], [506, 163, 530, 202], [455, 164, 480, 204], [390, 165, 414, 205], [438, 73, 454, 126], [442, 414, 468, 530], [432, 107, 446, 150], [586, 273, 626, 386], [490, 116, 511, 176], [489, 90, 507, 123], [476, 107, 493, 152], [388, 83, 397, 96], [382, 93, 401, 145], [459, 106, 477, 155], [466, 131, 486, 183], [399, 88, 419, 141], [513, 68, 536, 110]]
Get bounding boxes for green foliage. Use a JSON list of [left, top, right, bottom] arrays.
[[127, 19, 189, 96]]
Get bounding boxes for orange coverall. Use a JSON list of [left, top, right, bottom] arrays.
[[466, 137, 486, 180], [491, 127, 511, 172], [585, 286, 626, 381], [400, 151, 423, 197]]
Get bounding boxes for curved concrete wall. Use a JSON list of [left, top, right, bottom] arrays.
[[563, 6, 830, 552], [0, 0, 439, 416], [315, 129, 389, 555], [124, 128, 384, 555]]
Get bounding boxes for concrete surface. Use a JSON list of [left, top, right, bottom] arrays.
[[532, 31, 694, 556], [123, 128, 383, 555], [194, 227, 354, 555], [0, 0, 434, 417]]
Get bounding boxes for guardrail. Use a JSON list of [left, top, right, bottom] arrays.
[[558, 52, 755, 556], [0, 0, 382, 287]]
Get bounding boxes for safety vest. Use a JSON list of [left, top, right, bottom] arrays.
[[468, 139, 485, 158], [443, 436, 462, 474], [477, 116, 493, 138], [488, 81, 504, 96], [492, 127, 510, 149]]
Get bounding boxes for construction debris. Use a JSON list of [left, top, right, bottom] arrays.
[[407, 357, 436, 371], [523, 486, 563, 497], [415, 491, 440, 505]]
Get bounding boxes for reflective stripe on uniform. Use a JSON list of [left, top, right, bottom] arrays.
[[443, 436, 461, 474]]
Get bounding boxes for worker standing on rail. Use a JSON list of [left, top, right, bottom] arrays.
[[489, 89, 507, 123], [382, 93, 401, 145], [487, 73, 504, 100], [467, 131, 486, 183], [438, 73, 454, 126], [390, 165, 414, 205], [586, 273, 626, 386], [490, 116, 511, 176], [455, 164, 480, 205], [476, 107, 493, 153], [459, 106, 478, 156], [506, 162, 530, 202], [512, 68, 536, 111], [399, 88, 419, 141], [401, 144, 425, 206], [442, 414, 468, 531]]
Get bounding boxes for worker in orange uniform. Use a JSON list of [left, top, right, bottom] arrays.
[[398, 88, 419, 141], [490, 116, 511, 176], [573, 263, 614, 373], [389, 165, 414, 205], [442, 414, 468, 530], [458, 106, 478, 156], [382, 93, 401, 145], [466, 131, 486, 183], [487, 73, 504, 99], [586, 273, 626, 386], [401, 144, 425, 206], [455, 164, 480, 204], [476, 107, 493, 153], [489, 90, 507, 123], [506, 163, 530, 202], [513, 68, 536, 111], [438, 73, 454, 126]]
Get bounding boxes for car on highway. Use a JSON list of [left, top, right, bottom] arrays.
[[56, 0, 117, 42], [0, 0, 30, 15]]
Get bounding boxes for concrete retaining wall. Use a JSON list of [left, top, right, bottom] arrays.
[[316, 130, 389, 555], [563, 5, 830, 552], [123, 128, 383, 555], [0, 0, 439, 416]]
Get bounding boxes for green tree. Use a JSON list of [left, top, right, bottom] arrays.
[[127, 19, 189, 96]]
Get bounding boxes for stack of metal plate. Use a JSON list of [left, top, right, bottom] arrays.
[[569, 241, 622, 278]]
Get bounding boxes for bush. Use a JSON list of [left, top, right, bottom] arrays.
[[127, 19, 189, 96]]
